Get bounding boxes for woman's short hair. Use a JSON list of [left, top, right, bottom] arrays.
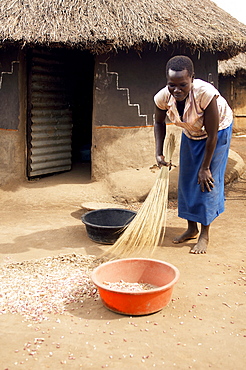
[[166, 55, 194, 77]]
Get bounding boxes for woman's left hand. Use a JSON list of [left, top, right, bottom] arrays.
[[198, 168, 214, 192]]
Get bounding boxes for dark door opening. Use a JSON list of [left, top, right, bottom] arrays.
[[65, 49, 94, 167], [27, 47, 94, 179]]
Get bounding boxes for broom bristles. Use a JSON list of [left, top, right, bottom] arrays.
[[104, 133, 176, 259]]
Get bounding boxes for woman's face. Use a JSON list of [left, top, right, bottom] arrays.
[[167, 68, 193, 101]]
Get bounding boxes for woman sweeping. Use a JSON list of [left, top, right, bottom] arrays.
[[154, 55, 233, 254]]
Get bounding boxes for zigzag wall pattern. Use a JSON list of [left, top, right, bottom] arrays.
[[0, 61, 20, 89], [99, 63, 148, 126]]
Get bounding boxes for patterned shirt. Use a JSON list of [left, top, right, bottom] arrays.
[[154, 79, 233, 140]]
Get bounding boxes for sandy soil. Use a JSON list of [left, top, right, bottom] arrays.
[[0, 136, 245, 370]]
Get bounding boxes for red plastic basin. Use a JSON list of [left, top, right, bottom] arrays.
[[91, 258, 180, 315]]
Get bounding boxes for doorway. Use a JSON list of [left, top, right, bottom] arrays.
[[27, 47, 94, 179]]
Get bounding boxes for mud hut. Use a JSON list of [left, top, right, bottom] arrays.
[[219, 53, 246, 131], [1, 0, 246, 186]]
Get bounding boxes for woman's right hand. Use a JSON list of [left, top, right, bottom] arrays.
[[156, 155, 170, 168]]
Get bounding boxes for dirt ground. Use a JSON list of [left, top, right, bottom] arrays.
[[0, 136, 245, 370]]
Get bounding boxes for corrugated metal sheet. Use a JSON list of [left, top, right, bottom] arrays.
[[27, 49, 73, 177]]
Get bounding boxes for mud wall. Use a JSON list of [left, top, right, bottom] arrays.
[[92, 124, 182, 180], [219, 73, 246, 131], [0, 47, 26, 187]]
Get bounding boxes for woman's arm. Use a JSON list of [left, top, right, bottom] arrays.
[[154, 105, 169, 166], [198, 96, 219, 192]]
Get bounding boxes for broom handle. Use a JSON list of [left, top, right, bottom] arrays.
[[165, 133, 176, 165]]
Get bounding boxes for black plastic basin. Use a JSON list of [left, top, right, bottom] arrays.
[[81, 208, 137, 244]]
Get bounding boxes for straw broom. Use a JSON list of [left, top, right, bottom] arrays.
[[104, 133, 176, 259]]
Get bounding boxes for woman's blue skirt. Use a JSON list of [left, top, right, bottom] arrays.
[[178, 124, 233, 226]]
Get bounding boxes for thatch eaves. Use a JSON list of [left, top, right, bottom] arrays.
[[219, 53, 246, 75], [1, 0, 246, 57]]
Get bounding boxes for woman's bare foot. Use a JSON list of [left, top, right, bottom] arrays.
[[172, 230, 198, 244], [172, 221, 199, 244], [190, 224, 210, 254], [190, 236, 208, 254]]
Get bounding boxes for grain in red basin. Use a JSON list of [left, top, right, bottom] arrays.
[[91, 258, 180, 315]]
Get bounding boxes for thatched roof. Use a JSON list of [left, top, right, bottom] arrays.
[[219, 53, 246, 75], [1, 0, 246, 57]]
